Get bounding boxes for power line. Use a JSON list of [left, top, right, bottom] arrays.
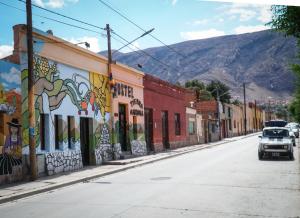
[[111, 30, 182, 77], [17, 0, 105, 30], [96, 0, 186, 58], [0, 1, 106, 35]]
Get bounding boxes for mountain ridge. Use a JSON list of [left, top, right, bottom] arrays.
[[100, 30, 298, 103]]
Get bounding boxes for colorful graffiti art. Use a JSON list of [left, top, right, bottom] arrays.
[[0, 60, 22, 176], [0, 118, 22, 175], [21, 56, 111, 149]]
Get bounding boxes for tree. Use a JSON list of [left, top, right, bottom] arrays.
[[232, 99, 242, 105], [206, 80, 231, 103], [184, 79, 213, 101], [269, 5, 300, 122], [184, 79, 205, 90]]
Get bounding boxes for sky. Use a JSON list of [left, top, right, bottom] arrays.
[[0, 0, 298, 58]]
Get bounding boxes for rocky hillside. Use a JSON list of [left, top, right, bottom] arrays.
[[101, 30, 299, 102]]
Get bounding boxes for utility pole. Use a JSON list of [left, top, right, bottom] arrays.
[[26, 0, 37, 180], [217, 88, 221, 140], [243, 83, 247, 135], [106, 24, 115, 159]]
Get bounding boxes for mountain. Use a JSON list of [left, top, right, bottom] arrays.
[[101, 30, 298, 103]]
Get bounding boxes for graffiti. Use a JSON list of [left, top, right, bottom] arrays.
[[32, 57, 110, 117], [0, 61, 22, 178], [22, 56, 111, 149], [45, 150, 83, 176], [0, 118, 22, 175]]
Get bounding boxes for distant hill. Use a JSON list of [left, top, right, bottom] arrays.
[[100, 30, 298, 103]]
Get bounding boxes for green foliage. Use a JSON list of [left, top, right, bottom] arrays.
[[232, 99, 242, 105], [270, 5, 300, 122], [206, 80, 231, 103], [184, 79, 230, 102], [184, 79, 213, 101], [198, 90, 213, 101], [184, 79, 206, 90], [269, 6, 300, 38]]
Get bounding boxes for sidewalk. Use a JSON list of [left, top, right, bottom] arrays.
[[0, 133, 259, 204]]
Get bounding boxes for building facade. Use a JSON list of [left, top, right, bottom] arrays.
[[143, 74, 186, 152], [0, 25, 147, 184]]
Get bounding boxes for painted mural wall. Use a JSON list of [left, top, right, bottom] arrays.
[[21, 55, 111, 175], [0, 60, 22, 183]]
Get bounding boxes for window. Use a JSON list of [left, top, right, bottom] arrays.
[[234, 120, 236, 129], [175, 113, 181, 135], [189, 121, 196, 135], [55, 115, 63, 150], [40, 113, 49, 151], [133, 116, 137, 140], [68, 116, 75, 149]]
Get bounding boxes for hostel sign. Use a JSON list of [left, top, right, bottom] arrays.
[[115, 82, 134, 98], [130, 98, 144, 116]]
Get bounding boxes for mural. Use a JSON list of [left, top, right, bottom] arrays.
[[20, 56, 111, 174], [0, 60, 22, 180]]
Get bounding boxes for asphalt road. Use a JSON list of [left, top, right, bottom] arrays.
[[1, 135, 300, 218]]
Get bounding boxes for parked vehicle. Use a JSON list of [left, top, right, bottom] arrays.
[[285, 126, 296, 146], [258, 127, 294, 160], [285, 122, 300, 138], [264, 120, 288, 128]]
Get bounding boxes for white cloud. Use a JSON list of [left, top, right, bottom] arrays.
[[68, 36, 100, 53], [234, 25, 270, 34], [0, 45, 13, 59], [204, 0, 300, 7], [171, 0, 178, 6], [33, 0, 79, 8], [218, 3, 272, 23], [222, 3, 257, 21], [0, 67, 20, 85], [180, 29, 225, 40], [192, 19, 209, 25], [257, 5, 272, 23]]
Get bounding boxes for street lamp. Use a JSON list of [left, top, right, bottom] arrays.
[[112, 28, 154, 54], [33, 40, 91, 49]]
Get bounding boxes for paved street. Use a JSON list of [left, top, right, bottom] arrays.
[[1, 135, 299, 218]]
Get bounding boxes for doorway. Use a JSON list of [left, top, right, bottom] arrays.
[[144, 108, 154, 152], [80, 117, 92, 166], [161, 111, 169, 149], [119, 104, 128, 151]]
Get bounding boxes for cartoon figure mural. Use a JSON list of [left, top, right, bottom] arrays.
[[0, 60, 22, 181], [0, 118, 22, 175], [21, 56, 111, 175]]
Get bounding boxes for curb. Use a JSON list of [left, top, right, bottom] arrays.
[[0, 132, 259, 204]]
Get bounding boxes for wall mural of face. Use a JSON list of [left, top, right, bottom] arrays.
[[0, 118, 22, 175]]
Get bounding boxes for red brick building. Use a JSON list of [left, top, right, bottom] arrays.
[[143, 74, 186, 152], [195, 100, 220, 142]]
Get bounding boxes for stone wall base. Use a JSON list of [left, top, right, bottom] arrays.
[[131, 140, 147, 156], [45, 150, 83, 176]]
